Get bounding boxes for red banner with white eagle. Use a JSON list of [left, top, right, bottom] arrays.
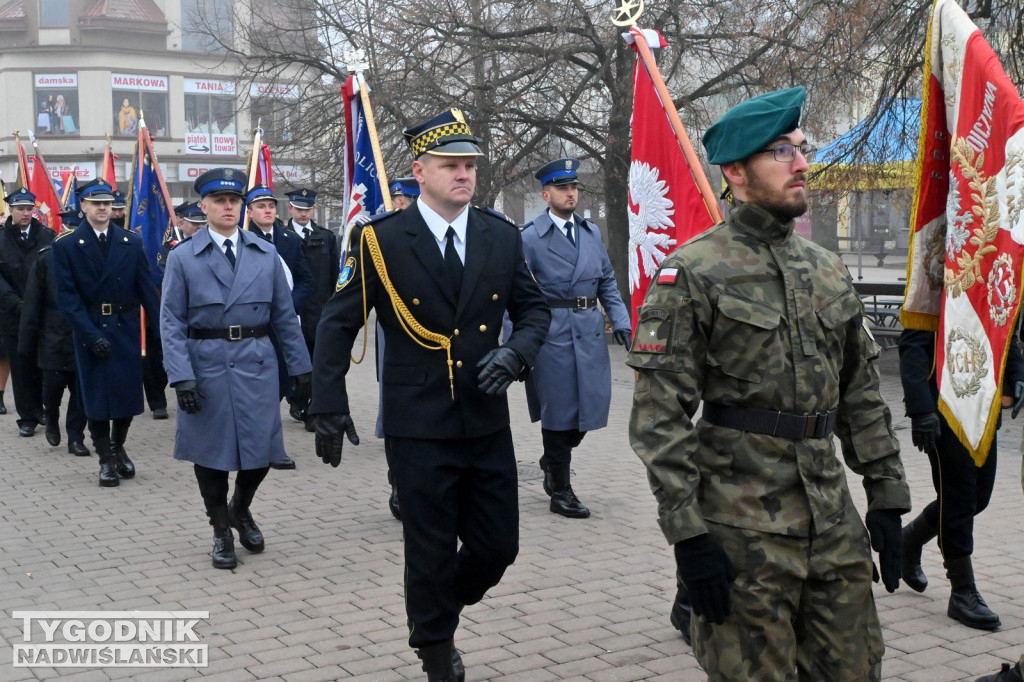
[[625, 28, 718, 324], [901, 0, 1024, 464]]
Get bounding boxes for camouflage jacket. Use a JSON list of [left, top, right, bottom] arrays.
[[627, 201, 910, 545]]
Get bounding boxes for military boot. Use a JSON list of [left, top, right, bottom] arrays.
[[901, 513, 938, 592], [95, 437, 119, 487], [207, 506, 237, 569], [539, 456, 555, 496], [946, 556, 1000, 630], [549, 465, 590, 518], [416, 639, 458, 682], [227, 486, 264, 553], [110, 422, 135, 479], [976, 662, 1024, 682]]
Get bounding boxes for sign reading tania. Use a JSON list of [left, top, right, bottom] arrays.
[[35, 74, 77, 88], [111, 73, 168, 92], [184, 78, 236, 95]]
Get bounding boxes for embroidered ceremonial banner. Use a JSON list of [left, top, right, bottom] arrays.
[[28, 152, 62, 232], [340, 74, 387, 257], [624, 28, 717, 324], [126, 120, 173, 285], [901, 0, 1024, 464]]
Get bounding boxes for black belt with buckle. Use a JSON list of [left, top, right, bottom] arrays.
[[702, 402, 838, 440], [91, 302, 139, 316], [188, 325, 269, 341], [548, 296, 598, 310]]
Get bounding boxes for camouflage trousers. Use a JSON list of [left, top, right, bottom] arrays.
[[692, 503, 883, 681]]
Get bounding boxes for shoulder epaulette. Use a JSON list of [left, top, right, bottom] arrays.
[[363, 210, 399, 226], [473, 205, 516, 226], [171, 236, 192, 249], [36, 245, 52, 255], [54, 230, 75, 242]]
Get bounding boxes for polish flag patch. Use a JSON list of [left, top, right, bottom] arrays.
[[657, 268, 679, 285]]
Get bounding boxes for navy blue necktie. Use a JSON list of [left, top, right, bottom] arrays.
[[224, 240, 236, 268], [98, 232, 108, 256], [444, 226, 463, 296], [564, 221, 576, 247]]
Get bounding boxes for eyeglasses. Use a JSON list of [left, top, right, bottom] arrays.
[[757, 142, 817, 163]]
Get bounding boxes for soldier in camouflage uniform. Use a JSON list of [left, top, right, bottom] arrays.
[[627, 87, 912, 681]]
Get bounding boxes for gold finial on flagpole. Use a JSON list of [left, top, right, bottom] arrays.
[[611, 0, 644, 26]]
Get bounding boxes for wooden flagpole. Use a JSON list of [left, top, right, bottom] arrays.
[[628, 27, 723, 223]]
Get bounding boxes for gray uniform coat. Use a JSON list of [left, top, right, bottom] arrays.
[[160, 227, 311, 471], [520, 211, 631, 431]]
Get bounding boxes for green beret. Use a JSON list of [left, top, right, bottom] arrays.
[[702, 87, 806, 165]]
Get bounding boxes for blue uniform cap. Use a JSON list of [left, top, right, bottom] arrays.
[[194, 168, 247, 198], [403, 108, 483, 159], [535, 158, 580, 187], [181, 201, 206, 223], [59, 208, 82, 227], [110, 189, 127, 209], [389, 177, 420, 197], [702, 87, 806, 165], [245, 184, 277, 206], [286, 188, 317, 209], [4, 187, 36, 206], [77, 179, 116, 202]]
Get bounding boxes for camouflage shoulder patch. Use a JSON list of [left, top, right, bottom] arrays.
[[631, 307, 673, 354], [336, 255, 357, 292], [473, 206, 517, 226]]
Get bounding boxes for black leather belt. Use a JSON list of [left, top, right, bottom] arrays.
[[188, 325, 269, 341], [548, 296, 598, 310], [91, 302, 139, 316], [702, 402, 838, 440]]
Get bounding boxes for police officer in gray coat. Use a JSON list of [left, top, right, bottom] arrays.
[[520, 158, 632, 517], [160, 168, 312, 569]]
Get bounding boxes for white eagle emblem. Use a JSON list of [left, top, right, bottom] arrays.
[[627, 161, 675, 293]]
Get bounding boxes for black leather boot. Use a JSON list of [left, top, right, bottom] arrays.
[[387, 468, 401, 520], [227, 486, 265, 553], [416, 640, 458, 682], [44, 409, 61, 446], [976, 662, 1024, 682], [946, 556, 1000, 630], [539, 457, 554, 497], [902, 513, 938, 592], [669, 572, 692, 646], [208, 506, 237, 569], [111, 422, 135, 479], [95, 437, 119, 487], [549, 465, 590, 518]]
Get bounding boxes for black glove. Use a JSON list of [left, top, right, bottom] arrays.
[[314, 413, 359, 467], [613, 328, 632, 350], [1013, 381, 1024, 419], [673, 534, 737, 625], [866, 509, 903, 593], [476, 347, 525, 396], [290, 372, 312, 408], [90, 337, 112, 360], [173, 380, 203, 414], [910, 412, 941, 453]]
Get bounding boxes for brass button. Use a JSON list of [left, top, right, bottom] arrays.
[[491, 293, 498, 301], [412, 298, 420, 305], [456, 361, 463, 368], [479, 324, 487, 332], [453, 329, 460, 336]]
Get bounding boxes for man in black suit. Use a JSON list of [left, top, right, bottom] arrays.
[[0, 187, 54, 437], [246, 184, 313, 469], [310, 108, 550, 682]]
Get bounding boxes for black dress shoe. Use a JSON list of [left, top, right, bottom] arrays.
[[45, 422, 61, 446], [152, 407, 168, 420], [288, 403, 305, 422], [269, 455, 296, 470], [37, 413, 47, 426], [19, 424, 36, 437], [68, 441, 91, 456]]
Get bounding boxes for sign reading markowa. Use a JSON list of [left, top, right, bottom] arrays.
[[12, 611, 208, 668]]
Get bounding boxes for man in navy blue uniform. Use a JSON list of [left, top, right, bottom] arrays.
[[0, 187, 53, 437], [310, 108, 550, 682], [519, 158, 632, 518], [389, 176, 420, 211], [246, 184, 312, 469], [285, 187, 340, 431], [51, 179, 160, 486]]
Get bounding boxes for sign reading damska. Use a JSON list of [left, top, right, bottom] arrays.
[[111, 73, 169, 92], [35, 74, 77, 89], [184, 78, 236, 95]]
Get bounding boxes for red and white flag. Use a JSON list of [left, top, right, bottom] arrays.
[[901, 0, 1024, 464], [625, 28, 717, 323], [101, 141, 118, 190]]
